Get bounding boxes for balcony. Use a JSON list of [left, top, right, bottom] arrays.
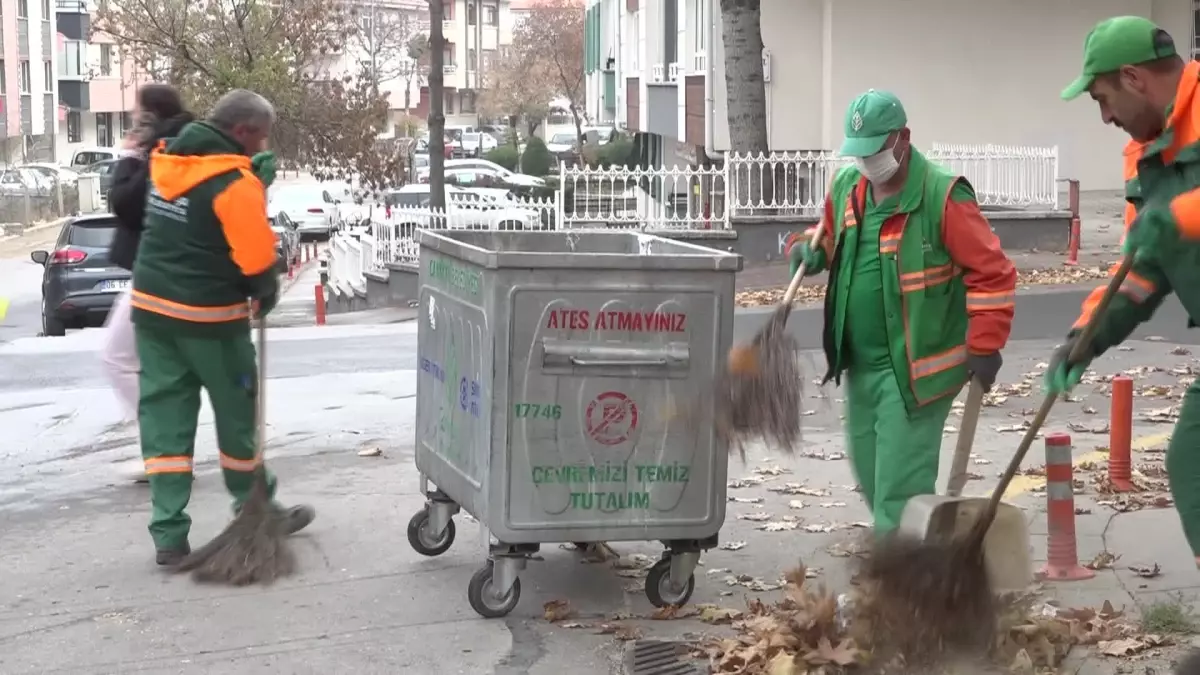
[[56, 7, 90, 41], [59, 80, 90, 110]]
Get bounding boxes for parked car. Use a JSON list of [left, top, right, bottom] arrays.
[[31, 214, 129, 336], [82, 159, 121, 195], [271, 211, 301, 273], [20, 163, 80, 187], [545, 132, 577, 157], [67, 147, 118, 170], [267, 183, 338, 239], [383, 184, 545, 231], [0, 167, 53, 196], [458, 132, 499, 156], [415, 158, 545, 187]]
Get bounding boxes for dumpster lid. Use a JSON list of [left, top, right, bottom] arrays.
[[417, 230, 743, 271]]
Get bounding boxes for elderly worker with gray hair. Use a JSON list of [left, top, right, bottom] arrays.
[[130, 88, 312, 567]]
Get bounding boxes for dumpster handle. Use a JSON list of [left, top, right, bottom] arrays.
[[569, 357, 669, 367]]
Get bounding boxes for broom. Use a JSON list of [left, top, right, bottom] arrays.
[[175, 316, 297, 585], [714, 226, 824, 457], [860, 255, 1134, 660]]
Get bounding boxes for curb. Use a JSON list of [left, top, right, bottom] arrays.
[[0, 216, 75, 244]]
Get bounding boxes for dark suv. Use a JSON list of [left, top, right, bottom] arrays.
[[31, 214, 129, 336]]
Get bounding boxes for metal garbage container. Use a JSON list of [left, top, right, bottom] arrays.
[[406, 229, 743, 618]]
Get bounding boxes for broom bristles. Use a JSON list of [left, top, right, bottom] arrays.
[[175, 469, 295, 586], [713, 304, 803, 457]]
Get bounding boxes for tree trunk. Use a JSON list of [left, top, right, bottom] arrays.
[[428, 0, 447, 211], [719, 0, 770, 209]]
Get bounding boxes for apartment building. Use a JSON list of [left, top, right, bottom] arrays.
[[413, 0, 514, 126], [587, 0, 1196, 191], [0, 0, 59, 163], [55, 0, 145, 164]]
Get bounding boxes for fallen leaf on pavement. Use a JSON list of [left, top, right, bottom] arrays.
[[719, 541, 747, 551], [787, 499, 807, 510], [596, 623, 642, 641], [728, 476, 768, 489], [768, 483, 831, 497], [760, 520, 800, 532], [1129, 563, 1161, 579], [737, 512, 772, 522], [1171, 346, 1191, 355], [698, 604, 743, 624], [356, 446, 383, 457], [802, 523, 841, 533], [1098, 638, 1149, 656], [650, 605, 699, 620], [1086, 552, 1119, 570], [543, 599, 573, 622], [729, 496, 764, 504], [1068, 421, 1110, 434]]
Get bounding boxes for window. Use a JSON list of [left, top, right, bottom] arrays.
[[59, 40, 86, 78], [0, 61, 7, 92], [443, 46, 455, 66], [67, 111, 81, 143], [692, 0, 706, 53], [467, 2, 476, 25], [40, 0, 49, 17], [467, 48, 476, 70], [663, 0, 677, 67], [100, 45, 113, 76], [484, 3, 497, 25], [444, 0, 453, 19], [121, 111, 132, 133], [16, 0, 27, 18], [482, 49, 496, 72], [460, 90, 476, 113], [359, 14, 372, 35], [96, 112, 114, 146], [42, 60, 51, 90], [444, 90, 455, 114], [18, 61, 31, 94]]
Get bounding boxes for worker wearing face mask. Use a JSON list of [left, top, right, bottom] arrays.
[[782, 89, 1018, 533]]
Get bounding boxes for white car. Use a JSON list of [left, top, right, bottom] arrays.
[[458, 132, 498, 156], [267, 183, 340, 238], [545, 132, 576, 156], [415, 158, 545, 188], [20, 163, 80, 187], [384, 184, 545, 231]]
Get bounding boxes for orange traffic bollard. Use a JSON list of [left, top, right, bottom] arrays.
[[314, 284, 326, 326], [1038, 432, 1095, 581], [1064, 216, 1081, 266], [1108, 376, 1134, 492]]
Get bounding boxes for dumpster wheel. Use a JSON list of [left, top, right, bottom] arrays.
[[645, 558, 696, 608], [468, 561, 522, 618], [407, 508, 456, 557]]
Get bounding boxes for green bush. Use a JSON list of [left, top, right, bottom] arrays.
[[485, 145, 520, 171], [598, 135, 636, 168], [522, 136, 552, 176]]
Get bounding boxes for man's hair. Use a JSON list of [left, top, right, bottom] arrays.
[[1097, 54, 1185, 85], [208, 89, 275, 134]]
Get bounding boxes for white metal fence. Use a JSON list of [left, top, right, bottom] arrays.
[[557, 144, 1059, 229], [329, 143, 1059, 273]]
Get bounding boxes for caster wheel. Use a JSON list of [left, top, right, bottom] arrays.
[[572, 542, 593, 551], [406, 508, 456, 557], [467, 562, 522, 618], [644, 558, 695, 608]]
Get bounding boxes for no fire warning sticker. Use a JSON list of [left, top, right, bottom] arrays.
[[585, 391, 639, 446]]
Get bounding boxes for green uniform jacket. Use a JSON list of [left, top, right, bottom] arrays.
[[795, 150, 1018, 413], [131, 122, 278, 338]]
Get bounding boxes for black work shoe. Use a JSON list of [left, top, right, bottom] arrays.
[[277, 504, 315, 535], [155, 543, 191, 566]]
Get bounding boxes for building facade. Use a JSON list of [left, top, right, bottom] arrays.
[[0, 0, 59, 163], [585, 0, 1197, 191], [413, 0, 514, 126], [54, 0, 144, 164]]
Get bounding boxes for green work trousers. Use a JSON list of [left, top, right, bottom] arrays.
[[1168, 380, 1200, 557], [136, 323, 276, 550], [845, 366, 957, 534]]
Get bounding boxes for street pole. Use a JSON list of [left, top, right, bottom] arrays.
[[428, 0, 446, 211]]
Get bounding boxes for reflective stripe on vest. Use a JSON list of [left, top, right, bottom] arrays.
[[131, 290, 250, 323]]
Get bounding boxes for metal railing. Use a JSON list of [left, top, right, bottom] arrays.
[[327, 143, 1060, 272]]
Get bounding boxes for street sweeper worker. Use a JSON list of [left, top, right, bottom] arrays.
[[132, 89, 313, 566], [1049, 17, 1200, 568], [784, 89, 1018, 534]]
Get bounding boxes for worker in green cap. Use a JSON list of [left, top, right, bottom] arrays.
[[1048, 16, 1200, 573], [783, 89, 1018, 533]]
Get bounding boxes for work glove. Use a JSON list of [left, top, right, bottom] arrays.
[[253, 292, 278, 319], [788, 241, 824, 278], [966, 351, 1003, 392], [1043, 334, 1094, 397], [1122, 208, 1176, 261], [251, 151, 277, 188]]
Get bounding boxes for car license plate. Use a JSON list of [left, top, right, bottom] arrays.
[[96, 279, 130, 292]]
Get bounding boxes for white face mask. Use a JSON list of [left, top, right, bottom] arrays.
[[855, 140, 906, 183]]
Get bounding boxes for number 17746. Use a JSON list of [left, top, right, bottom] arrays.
[[513, 403, 563, 420]]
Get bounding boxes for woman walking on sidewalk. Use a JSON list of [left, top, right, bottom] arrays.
[[101, 84, 194, 482]]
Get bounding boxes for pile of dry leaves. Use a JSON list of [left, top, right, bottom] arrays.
[[695, 566, 1169, 674]]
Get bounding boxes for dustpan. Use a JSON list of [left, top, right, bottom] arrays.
[[897, 378, 1033, 593]]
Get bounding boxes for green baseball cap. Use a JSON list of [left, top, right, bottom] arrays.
[[840, 90, 907, 157], [1061, 16, 1177, 100]]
